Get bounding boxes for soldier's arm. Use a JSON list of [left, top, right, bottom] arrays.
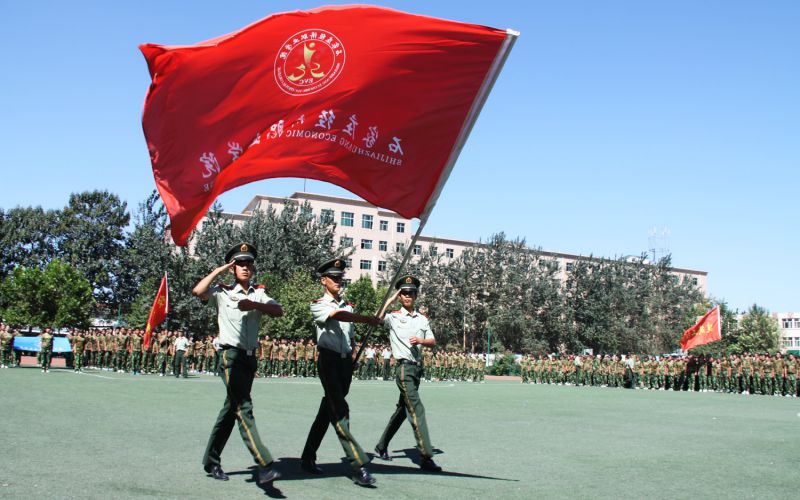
[[192, 262, 235, 299]]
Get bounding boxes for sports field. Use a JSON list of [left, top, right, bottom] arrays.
[[1, 367, 797, 499]]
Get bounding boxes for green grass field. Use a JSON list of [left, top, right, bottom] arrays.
[[1, 367, 798, 499]]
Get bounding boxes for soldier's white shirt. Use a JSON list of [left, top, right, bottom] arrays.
[[174, 337, 190, 351], [310, 294, 354, 355], [208, 283, 277, 351], [383, 307, 434, 363]]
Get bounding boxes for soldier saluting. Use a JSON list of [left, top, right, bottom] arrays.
[[374, 275, 441, 472], [192, 242, 283, 486]]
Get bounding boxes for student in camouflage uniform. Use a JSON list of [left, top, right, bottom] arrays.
[[0, 325, 14, 368], [71, 330, 86, 372], [40, 328, 53, 373]]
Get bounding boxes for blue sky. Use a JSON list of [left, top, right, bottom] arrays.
[[1, 1, 798, 312]]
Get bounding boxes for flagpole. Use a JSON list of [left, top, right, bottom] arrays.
[[352, 29, 518, 364]]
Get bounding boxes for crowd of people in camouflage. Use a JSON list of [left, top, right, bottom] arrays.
[[518, 353, 800, 396], [2, 323, 795, 397], [0, 323, 488, 382]]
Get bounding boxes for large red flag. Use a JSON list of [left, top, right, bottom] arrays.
[[143, 273, 169, 349], [140, 5, 516, 245], [680, 306, 722, 351]]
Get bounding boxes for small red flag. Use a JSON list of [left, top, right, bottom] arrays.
[[143, 273, 169, 349], [680, 306, 722, 351], [140, 5, 515, 245]]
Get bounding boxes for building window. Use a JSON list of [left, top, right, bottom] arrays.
[[395, 242, 405, 253], [566, 262, 574, 272], [341, 211, 354, 227], [396, 222, 405, 233], [430, 245, 438, 256], [379, 220, 388, 231], [360, 259, 372, 270], [692, 277, 698, 286], [413, 244, 421, 256], [446, 248, 454, 258], [379, 240, 387, 252], [378, 261, 386, 271], [342, 279, 351, 288], [362, 214, 373, 229], [361, 239, 373, 250], [794, 318, 800, 328], [340, 236, 353, 247], [783, 319, 793, 329], [345, 258, 353, 268], [320, 208, 334, 224]]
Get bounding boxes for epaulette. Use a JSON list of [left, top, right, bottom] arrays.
[[417, 311, 428, 318], [347, 302, 355, 308], [388, 310, 401, 314], [220, 284, 234, 290], [255, 284, 265, 289], [311, 298, 323, 303]]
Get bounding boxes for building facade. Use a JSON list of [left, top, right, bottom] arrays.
[[221, 192, 709, 292], [775, 312, 800, 355]]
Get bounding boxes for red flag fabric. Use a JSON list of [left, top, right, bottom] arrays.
[[140, 5, 513, 245], [680, 306, 722, 351], [143, 273, 169, 349]]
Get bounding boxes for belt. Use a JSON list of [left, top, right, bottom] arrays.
[[221, 344, 254, 356], [318, 346, 350, 359], [398, 359, 418, 365]]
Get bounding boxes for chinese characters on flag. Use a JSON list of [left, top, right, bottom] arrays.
[[143, 273, 169, 349], [680, 306, 722, 351], [140, 5, 515, 245]]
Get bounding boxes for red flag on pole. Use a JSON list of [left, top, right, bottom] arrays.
[[680, 306, 722, 351], [143, 273, 169, 349], [140, 5, 517, 245]]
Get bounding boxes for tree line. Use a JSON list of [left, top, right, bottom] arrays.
[[0, 190, 779, 355]]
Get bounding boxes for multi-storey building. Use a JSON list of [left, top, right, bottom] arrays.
[[775, 313, 800, 355], [220, 191, 709, 292]]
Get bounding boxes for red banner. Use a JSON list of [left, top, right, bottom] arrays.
[[143, 273, 169, 349], [140, 5, 512, 245], [680, 306, 722, 351]]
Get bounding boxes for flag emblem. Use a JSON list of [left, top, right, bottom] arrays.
[[274, 29, 346, 96]]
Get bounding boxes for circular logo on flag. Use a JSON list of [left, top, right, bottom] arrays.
[[274, 29, 345, 96]]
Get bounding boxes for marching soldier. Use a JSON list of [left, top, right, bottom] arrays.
[[193, 242, 283, 485], [300, 258, 380, 486], [374, 275, 441, 472]]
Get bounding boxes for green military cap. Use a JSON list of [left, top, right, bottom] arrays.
[[395, 275, 420, 292], [225, 242, 257, 263], [317, 257, 347, 276]]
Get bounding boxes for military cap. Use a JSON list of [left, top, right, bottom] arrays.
[[225, 242, 257, 263], [317, 257, 347, 276], [395, 275, 420, 292]]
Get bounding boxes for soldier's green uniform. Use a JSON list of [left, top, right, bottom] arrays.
[[71, 332, 86, 372], [40, 330, 53, 372], [0, 328, 13, 368], [301, 258, 376, 485], [129, 332, 143, 374], [199, 243, 280, 483], [375, 275, 441, 472]]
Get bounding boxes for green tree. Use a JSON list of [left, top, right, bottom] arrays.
[[57, 191, 129, 307], [0, 260, 93, 328], [344, 274, 386, 342], [731, 304, 779, 354], [0, 206, 60, 280], [118, 191, 172, 312], [269, 270, 319, 339]]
